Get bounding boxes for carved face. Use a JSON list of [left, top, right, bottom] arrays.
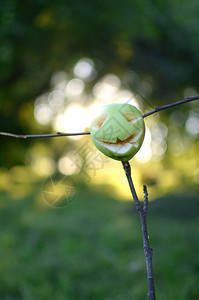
[[90, 103, 145, 161]]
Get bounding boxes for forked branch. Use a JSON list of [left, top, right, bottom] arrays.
[[122, 161, 156, 300]]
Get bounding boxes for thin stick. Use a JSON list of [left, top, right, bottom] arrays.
[[142, 95, 199, 118], [122, 161, 155, 300], [0, 131, 90, 139], [0, 95, 198, 139]]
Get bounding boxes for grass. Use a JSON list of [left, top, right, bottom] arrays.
[[0, 181, 199, 300]]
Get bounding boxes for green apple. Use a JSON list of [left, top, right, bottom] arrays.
[[90, 103, 145, 161]]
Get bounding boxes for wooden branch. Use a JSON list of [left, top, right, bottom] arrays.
[[0, 95, 198, 139], [0, 131, 90, 139], [142, 95, 199, 118], [143, 185, 149, 213], [122, 162, 156, 300]]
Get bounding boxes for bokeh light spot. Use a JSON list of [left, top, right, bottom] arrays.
[[74, 58, 94, 80], [48, 90, 65, 113], [135, 126, 152, 163], [54, 105, 88, 134], [58, 156, 79, 175], [185, 111, 199, 136], [32, 157, 56, 176], [34, 104, 53, 125], [51, 71, 68, 88], [65, 78, 85, 96]]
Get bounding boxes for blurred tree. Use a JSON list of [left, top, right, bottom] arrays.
[[0, 0, 199, 170]]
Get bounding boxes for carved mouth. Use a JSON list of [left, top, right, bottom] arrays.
[[97, 131, 143, 154]]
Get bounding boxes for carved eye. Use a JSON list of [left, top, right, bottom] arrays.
[[93, 113, 108, 129], [122, 112, 138, 124]]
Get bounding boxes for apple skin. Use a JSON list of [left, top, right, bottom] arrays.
[[90, 103, 145, 162]]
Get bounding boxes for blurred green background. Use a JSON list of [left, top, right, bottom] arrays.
[[0, 0, 199, 299]]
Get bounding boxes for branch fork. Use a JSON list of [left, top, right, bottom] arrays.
[[122, 161, 156, 300]]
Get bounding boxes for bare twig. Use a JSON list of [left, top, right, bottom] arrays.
[[142, 95, 199, 118], [0, 95, 198, 139], [122, 161, 155, 300], [0, 131, 90, 139]]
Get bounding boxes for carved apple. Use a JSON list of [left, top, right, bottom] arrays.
[[90, 103, 145, 161]]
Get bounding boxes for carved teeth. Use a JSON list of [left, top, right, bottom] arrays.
[[97, 140, 133, 154], [97, 130, 143, 153]]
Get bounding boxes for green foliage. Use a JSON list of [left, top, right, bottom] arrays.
[[1, 0, 199, 107], [0, 184, 199, 299]]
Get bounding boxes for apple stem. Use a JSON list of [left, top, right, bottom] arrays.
[[122, 161, 156, 300]]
